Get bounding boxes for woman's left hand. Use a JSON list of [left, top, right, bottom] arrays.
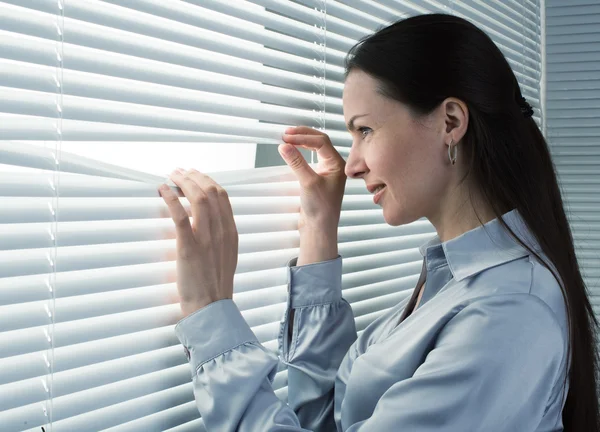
[[158, 168, 239, 318]]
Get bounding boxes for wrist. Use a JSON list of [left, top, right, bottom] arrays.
[[297, 232, 339, 266], [180, 297, 227, 318]]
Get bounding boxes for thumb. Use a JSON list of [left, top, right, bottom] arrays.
[[278, 144, 318, 185]]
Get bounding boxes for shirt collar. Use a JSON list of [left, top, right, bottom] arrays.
[[419, 209, 542, 282]]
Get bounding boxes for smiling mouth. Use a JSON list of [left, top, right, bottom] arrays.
[[373, 185, 386, 204]]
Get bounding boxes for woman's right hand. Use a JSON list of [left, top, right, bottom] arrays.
[[278, 126, 347, 265]]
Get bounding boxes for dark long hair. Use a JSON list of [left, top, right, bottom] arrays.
[[344, 13, 599, 431]]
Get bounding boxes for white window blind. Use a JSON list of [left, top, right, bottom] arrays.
[[545, 1, 600, 324], [0, 1, 541, 431]]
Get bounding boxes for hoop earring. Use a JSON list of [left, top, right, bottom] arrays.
[[448, 140, 457, 165]]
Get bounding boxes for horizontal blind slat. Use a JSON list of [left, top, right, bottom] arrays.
[[0, 210, 420, 251], [0, 195, 387, 223]]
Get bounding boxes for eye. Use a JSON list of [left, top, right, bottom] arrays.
[[357, 126, 372, 138]]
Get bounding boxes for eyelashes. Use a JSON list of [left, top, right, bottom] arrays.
[[357, 126, 372, 137]]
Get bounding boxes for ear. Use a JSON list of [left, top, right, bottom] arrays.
[[442, 98, 469, 145]]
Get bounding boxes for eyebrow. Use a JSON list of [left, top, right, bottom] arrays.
[[346, 114, 369, 132]]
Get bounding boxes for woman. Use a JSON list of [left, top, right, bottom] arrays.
[[158, 14, 599, 431]]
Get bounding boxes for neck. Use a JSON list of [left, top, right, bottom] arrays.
[[429, 184, 497, 243]]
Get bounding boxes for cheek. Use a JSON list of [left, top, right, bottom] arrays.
[[380, 134, 431, 191], [379, 132, 446, 221]]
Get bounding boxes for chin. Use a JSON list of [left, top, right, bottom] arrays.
[[382, 203, 419, 227], [382, 207, 405, 226]]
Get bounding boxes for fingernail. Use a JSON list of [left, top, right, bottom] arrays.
[[159, 184, 170, 192]]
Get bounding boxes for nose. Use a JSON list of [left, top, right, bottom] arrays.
[[344, 146, 368, 179]]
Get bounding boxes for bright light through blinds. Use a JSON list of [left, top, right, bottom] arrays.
[[0, 0, 542, 431]]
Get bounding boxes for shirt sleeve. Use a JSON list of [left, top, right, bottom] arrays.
[[279, 255, 358, 431], [342, 293, 567, 431], [173, 255, 357, 432]]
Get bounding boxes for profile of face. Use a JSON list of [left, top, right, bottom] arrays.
[[342, 69, 468, 226]]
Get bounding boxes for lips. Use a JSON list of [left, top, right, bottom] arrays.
[[373, 185, 385, 194], [367, 183, 386, 194], [373, 185, 386, 205]]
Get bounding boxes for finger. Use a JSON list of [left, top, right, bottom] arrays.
[[278, 143, 320, 186], [181, 169, 224, 202], [281, 133, 345, 165], [158, 183, 194, 240], [183, 170, 239, 270], [169, 170, 212, 235], [284, 126, 326, 136], [179, 169, 232, 234]]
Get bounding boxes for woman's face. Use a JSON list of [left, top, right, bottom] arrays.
[[342, 69, 454, 226]]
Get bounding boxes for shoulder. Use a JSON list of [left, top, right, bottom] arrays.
[[434, 292, 565, 384], [447, 292, 565, 346], [527, 255, 569, 344], [465, 254, 568, 346]]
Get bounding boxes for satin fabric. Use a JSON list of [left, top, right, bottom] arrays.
[[174, 209, 569, 431]]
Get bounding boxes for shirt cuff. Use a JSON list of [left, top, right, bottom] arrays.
[[286, 254, 343, 308], [174, 299, 257, 373]]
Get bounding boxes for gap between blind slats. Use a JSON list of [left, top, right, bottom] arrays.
[[0, 87, 351, 147], [0, 141, 353, 185]]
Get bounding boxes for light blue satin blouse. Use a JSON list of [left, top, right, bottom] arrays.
[[174, 209, 569, 431]]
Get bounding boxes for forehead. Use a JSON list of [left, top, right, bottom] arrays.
[[343, 70, 400, 122], [343, 70, 379, 105]]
